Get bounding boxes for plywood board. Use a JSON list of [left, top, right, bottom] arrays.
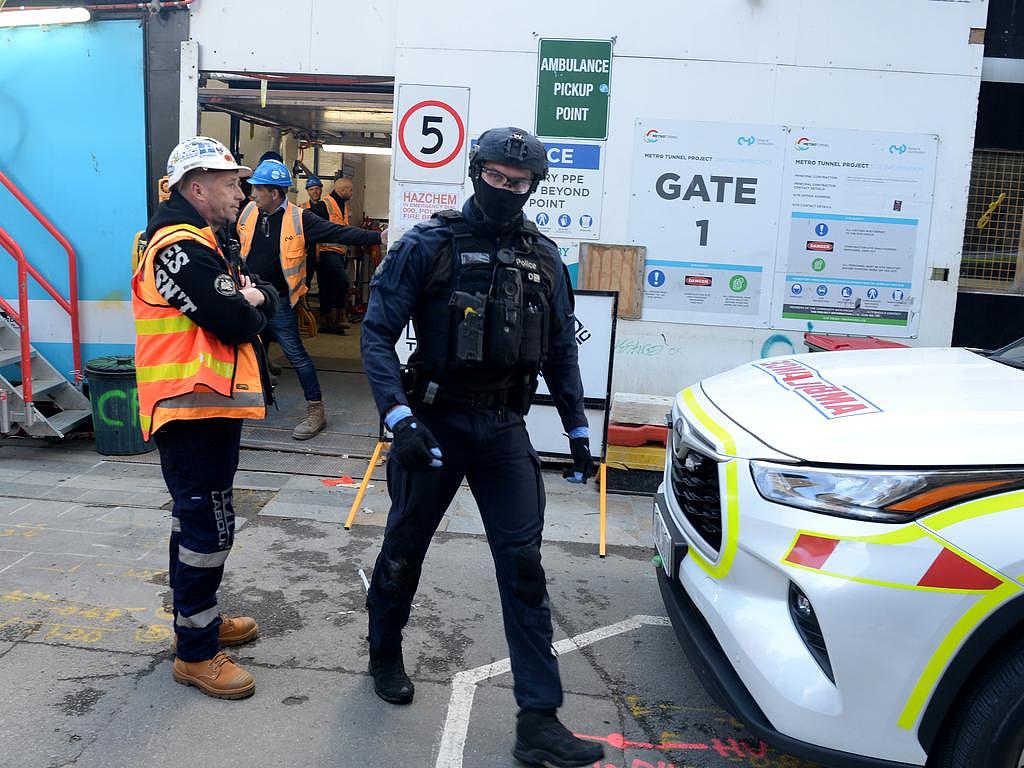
[[578, 243, 645, 319]]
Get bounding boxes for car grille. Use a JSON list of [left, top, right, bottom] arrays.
[[670, 424, 722, 551]]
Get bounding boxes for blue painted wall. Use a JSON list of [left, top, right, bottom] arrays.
[[0, 20, 147, 376]]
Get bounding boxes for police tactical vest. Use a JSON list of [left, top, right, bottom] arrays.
[[410, 210, 556, 395]]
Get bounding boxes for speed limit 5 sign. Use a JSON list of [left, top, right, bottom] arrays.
[[393, 84, 470, 184]]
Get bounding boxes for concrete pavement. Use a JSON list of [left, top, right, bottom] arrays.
[[0, 437, 817, 768]]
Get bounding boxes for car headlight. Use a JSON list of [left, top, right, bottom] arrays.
[[750, 462, 1024, 522]]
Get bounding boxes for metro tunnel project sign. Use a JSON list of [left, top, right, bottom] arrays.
[[536, 39, 612, 140]]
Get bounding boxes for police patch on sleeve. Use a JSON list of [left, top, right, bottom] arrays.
[[214, 274, 237, 296]]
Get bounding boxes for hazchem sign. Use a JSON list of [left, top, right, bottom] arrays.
[[393, 84, 470, 184], [536, 39, 612, 140]]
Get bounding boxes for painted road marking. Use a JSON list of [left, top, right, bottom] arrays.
[[434, 615, 671, 768]]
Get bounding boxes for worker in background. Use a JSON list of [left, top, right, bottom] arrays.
[[360, 127, 601, 768], [325, 173, 359, 331], [238, 159, 387, 439], [133, 136, 278, 699], [301, 175, 351, 334]]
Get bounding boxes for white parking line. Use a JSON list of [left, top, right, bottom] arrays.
[[0, 552, 33, 574], [434, 614, 671, 768]]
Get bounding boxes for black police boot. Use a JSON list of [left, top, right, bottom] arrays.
[[368, 648, 414, 705], [513, 709, 604, 767]]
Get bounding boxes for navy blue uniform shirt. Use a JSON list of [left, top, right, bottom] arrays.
[[360, 198, 586, 433]]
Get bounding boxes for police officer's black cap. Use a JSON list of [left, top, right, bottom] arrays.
[[469, 127, 548, 180]]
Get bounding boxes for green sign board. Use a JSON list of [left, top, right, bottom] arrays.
[[536, 39, 612, 140]]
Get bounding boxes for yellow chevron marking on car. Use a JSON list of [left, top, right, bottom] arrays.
[[680, 387, 738, 579], [682, 387, 736, 456], [783, 560, 1003, 595], [898, 581, 1022, 730], [780, 527, 1008, 591], [924, 489, 1024, 532]]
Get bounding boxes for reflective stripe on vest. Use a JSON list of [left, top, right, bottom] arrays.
[[133, 223, 265, 439], [237, 201, 308, 306]]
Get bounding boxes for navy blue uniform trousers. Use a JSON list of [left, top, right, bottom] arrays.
[[367, 405, 563, 711], [155, 418, 241, 662]]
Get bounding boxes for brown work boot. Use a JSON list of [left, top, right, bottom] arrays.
[[172, 651, 255, 699], [292, 400, 326, 440], [218, 615, 259, 647]]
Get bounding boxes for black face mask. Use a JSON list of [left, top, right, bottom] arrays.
[[471, 176, 530, 229]]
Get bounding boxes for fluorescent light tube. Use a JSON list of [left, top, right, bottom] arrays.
[[0, 7, 91, 28], [321, 144, 392, 155]]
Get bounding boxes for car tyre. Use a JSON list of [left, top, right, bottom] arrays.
[[932, 638, 1024, 768]]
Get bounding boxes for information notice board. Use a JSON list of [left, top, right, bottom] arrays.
[[772, 128, 938, 335], [628, 120, 938, 337]]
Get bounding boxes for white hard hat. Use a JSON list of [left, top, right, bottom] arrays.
[[166, 136, 252, 188]]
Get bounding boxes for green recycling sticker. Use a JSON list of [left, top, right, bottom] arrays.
[[812, 258, 827, 272], [729, 275, 748, 293]]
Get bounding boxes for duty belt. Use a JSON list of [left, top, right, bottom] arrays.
[[415, 380, 510, 410]]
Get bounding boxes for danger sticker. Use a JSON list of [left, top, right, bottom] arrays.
[[685, 275, 713, 287], [806, 241, 834, 252], [753, 359, 882, 418]]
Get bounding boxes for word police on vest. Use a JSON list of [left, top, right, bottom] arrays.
[[655, 173, 757, 204]]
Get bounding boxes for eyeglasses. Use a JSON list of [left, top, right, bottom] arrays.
[[479, 166, 533, 194]]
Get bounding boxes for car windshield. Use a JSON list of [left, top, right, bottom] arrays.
[[987, 337, 1024, 370]]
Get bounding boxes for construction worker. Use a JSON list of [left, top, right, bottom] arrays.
[[360, 127, 602, 767], [133, 136, 278, 699], [237, 159, 387, 439], [301, 175, 350, 334]]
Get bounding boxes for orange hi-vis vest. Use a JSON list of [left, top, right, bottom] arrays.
[[302, 193, 346, 225], [237, 200, 308, 306], [132, 223, 266, 440], [303, 194, 348, 259]]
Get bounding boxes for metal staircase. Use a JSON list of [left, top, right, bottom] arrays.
[[0, 315, 90, 437], [0, 168, 88, 439]]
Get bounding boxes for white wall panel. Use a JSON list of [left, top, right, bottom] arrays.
[[394, 0, 984, 75], [188, 0, 986, 395], [191, 0, 397, 75]]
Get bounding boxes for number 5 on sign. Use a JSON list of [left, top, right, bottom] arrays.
[[393, 84, 470, 184]]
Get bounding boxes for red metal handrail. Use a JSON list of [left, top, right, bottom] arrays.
[[0, 227, 33, 409], [0, 169, 81, 383]]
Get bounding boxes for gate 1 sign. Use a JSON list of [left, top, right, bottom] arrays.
[[629, 120, 787, 328], [536, 39, 612, 140], [393, 84, 470, 184]]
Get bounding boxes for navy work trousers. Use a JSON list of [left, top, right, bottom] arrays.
[[155, 418, 241, 662], [264, 298, 322, 402], [367, 406, 563, 711]]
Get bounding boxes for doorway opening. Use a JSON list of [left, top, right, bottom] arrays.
[[198, 71, 393, 457]]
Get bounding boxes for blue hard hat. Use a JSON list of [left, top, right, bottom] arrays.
[[305, 175, 323, 189], [249, 159, 292, 187]]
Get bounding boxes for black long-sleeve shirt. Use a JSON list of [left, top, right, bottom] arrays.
[[244, 205, 380, 295]]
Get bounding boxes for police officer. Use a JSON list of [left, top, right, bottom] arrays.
[[133, 136, 279, 699], [360, 127, 601, 768], [238, 159, 387, 439]]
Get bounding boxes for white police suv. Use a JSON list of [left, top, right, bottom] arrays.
[[654, 338, 1024, 768]]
